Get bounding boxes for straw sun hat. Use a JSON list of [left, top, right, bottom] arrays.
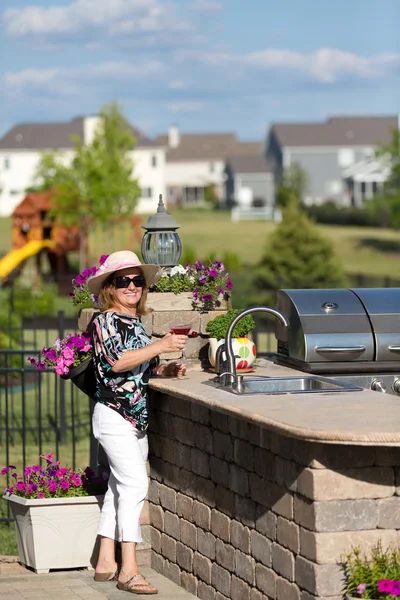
[[87, 251, 161, 296]]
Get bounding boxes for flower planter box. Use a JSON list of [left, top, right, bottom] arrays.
[[147, 292, 230, 312], [5, 494, 103, 573]]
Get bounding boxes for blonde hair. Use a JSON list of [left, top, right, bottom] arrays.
[[97, 269, 149, 316]]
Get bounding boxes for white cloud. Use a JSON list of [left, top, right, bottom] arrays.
[[167, 101, 205, 112], [188, 47, 400, 83], [3, 0, 192, 39], [169, 80, 187, 89], [189, 0, 222, 13], [3, 61, 163, 93]]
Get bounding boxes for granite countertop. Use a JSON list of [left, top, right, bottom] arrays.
[[149, 361, 400, 446]]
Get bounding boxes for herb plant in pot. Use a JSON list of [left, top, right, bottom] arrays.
[[343, 542, 400, 599], [206, 309, 256, 370]]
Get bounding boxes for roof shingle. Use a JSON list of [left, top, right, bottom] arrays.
[[0, 117, 158, 150], [155, 133, 263, 162], [271, 115, 398, 148], [226, 154, 271, 173]]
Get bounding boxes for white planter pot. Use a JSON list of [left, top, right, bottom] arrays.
[[208, 337, 256, 369], [5, 494, 103, 573]]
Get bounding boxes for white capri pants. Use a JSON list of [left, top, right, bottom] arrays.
[[92, 402, 149, 543]]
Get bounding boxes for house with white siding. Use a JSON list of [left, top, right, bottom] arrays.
[[0, 115, 166, 217], [155, 126, 262, 206], [266, 115, 399, 207]]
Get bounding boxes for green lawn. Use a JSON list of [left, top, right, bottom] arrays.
[[0, 522, 17, 555], [1, 210, 400, 278]]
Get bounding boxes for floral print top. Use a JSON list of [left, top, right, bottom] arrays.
[[91, 311, 153, 431]]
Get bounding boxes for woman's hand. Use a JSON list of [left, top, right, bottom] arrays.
[[159, 333, 188, 354], [157, 361, 187, 377]]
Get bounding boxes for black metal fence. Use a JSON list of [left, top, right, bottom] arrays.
[[0, 311, 95, 523]]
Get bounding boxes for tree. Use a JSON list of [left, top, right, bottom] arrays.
[[32, 102, 141, 267], [367, 129, 400, 229], [204, 184, 219, 208], [251, 202, 347, 306], [276, 162, 310, 208]]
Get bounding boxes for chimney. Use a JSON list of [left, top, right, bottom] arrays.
[[83, 115, 101, 145], [168, 125, 180, 148]]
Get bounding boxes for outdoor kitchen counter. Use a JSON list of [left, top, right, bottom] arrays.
[[149, 361, 400, 445]]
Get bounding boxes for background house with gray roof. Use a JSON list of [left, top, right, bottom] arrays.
[[155, 126, 262, 206], [224, 154, 274, 211], [266, 115, 399, 207], [0, 115, 165, 216]]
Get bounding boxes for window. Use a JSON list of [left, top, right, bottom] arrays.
[[363, 148, 374, 159], [325, 180, 342, 195], [141, 187, 152, 198], [169, 188, 175, 198], [9, 190, 19, 196], [209, 162, 215, 173], [184, 187, 204, 204], [4, 157, 10, 170], [338, 149, 355, 168], [151, 155, 157, 167]]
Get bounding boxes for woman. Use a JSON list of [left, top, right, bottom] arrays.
[[87, 250, 188, 595]]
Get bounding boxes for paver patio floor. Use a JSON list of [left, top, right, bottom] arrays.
[[0, 558, 196, 600]]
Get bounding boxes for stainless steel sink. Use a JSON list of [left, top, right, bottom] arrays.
[[203, 375, 364, 395]]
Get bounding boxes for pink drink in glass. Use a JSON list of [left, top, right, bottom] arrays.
[[170, 324, 191, 367], [170, 326, 191, 335]]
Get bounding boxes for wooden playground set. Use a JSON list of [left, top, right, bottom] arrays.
[[0, 190, 143, 291]]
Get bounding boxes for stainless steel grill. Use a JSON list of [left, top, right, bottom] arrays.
[[274, 288, 400, 396]]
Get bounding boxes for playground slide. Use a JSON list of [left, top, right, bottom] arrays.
[[0, 240, 55, 281]]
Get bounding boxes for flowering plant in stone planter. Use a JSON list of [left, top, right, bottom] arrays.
[[2, 454, 106, 573], [68, 254, 109, 307], [343, 542, 400, 598], [151, 260, 233, 311], [2, 454, 106, 499]]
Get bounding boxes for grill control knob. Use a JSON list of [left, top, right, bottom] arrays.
[[392, 379, 400, 395], [371, 379, 387, 393]]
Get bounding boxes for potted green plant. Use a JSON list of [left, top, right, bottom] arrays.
[[2, 454, 106, 573], [343, 542, 400, 599], [206, 308, 256, 370]]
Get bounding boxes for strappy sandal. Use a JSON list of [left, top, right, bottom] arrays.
[[94, 567, 119, 582], [117, 573, 158, 595]]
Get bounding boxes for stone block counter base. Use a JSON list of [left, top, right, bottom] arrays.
[[147, 364, 400, 600]]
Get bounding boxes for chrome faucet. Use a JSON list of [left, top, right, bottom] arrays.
[[216, 306, 290, 388]]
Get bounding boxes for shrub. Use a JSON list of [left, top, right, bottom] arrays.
[[7, 284, 56, 317], [251, 202, 346, 306]]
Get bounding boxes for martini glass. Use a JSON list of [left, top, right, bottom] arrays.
[[170, 322, 192, 366]]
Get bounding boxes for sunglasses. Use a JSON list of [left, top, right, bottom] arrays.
[[113, 275, 146, 289]]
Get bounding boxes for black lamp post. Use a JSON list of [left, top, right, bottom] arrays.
[[141, 194, 182, 267]]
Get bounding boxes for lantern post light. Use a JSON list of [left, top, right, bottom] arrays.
[[141, 194, 182, 268]]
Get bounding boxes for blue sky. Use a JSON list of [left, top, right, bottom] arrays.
[[0, 0, 399, 141]]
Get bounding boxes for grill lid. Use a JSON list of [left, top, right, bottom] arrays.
[[275, 288, 375, 364], [350, 288, 400, 362]]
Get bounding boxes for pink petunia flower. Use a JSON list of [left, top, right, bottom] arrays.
[[377, 580, 394, 593]]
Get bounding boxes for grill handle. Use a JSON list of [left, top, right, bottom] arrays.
[[315, 346, 366, 354], [388, 346, 400, 352]]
